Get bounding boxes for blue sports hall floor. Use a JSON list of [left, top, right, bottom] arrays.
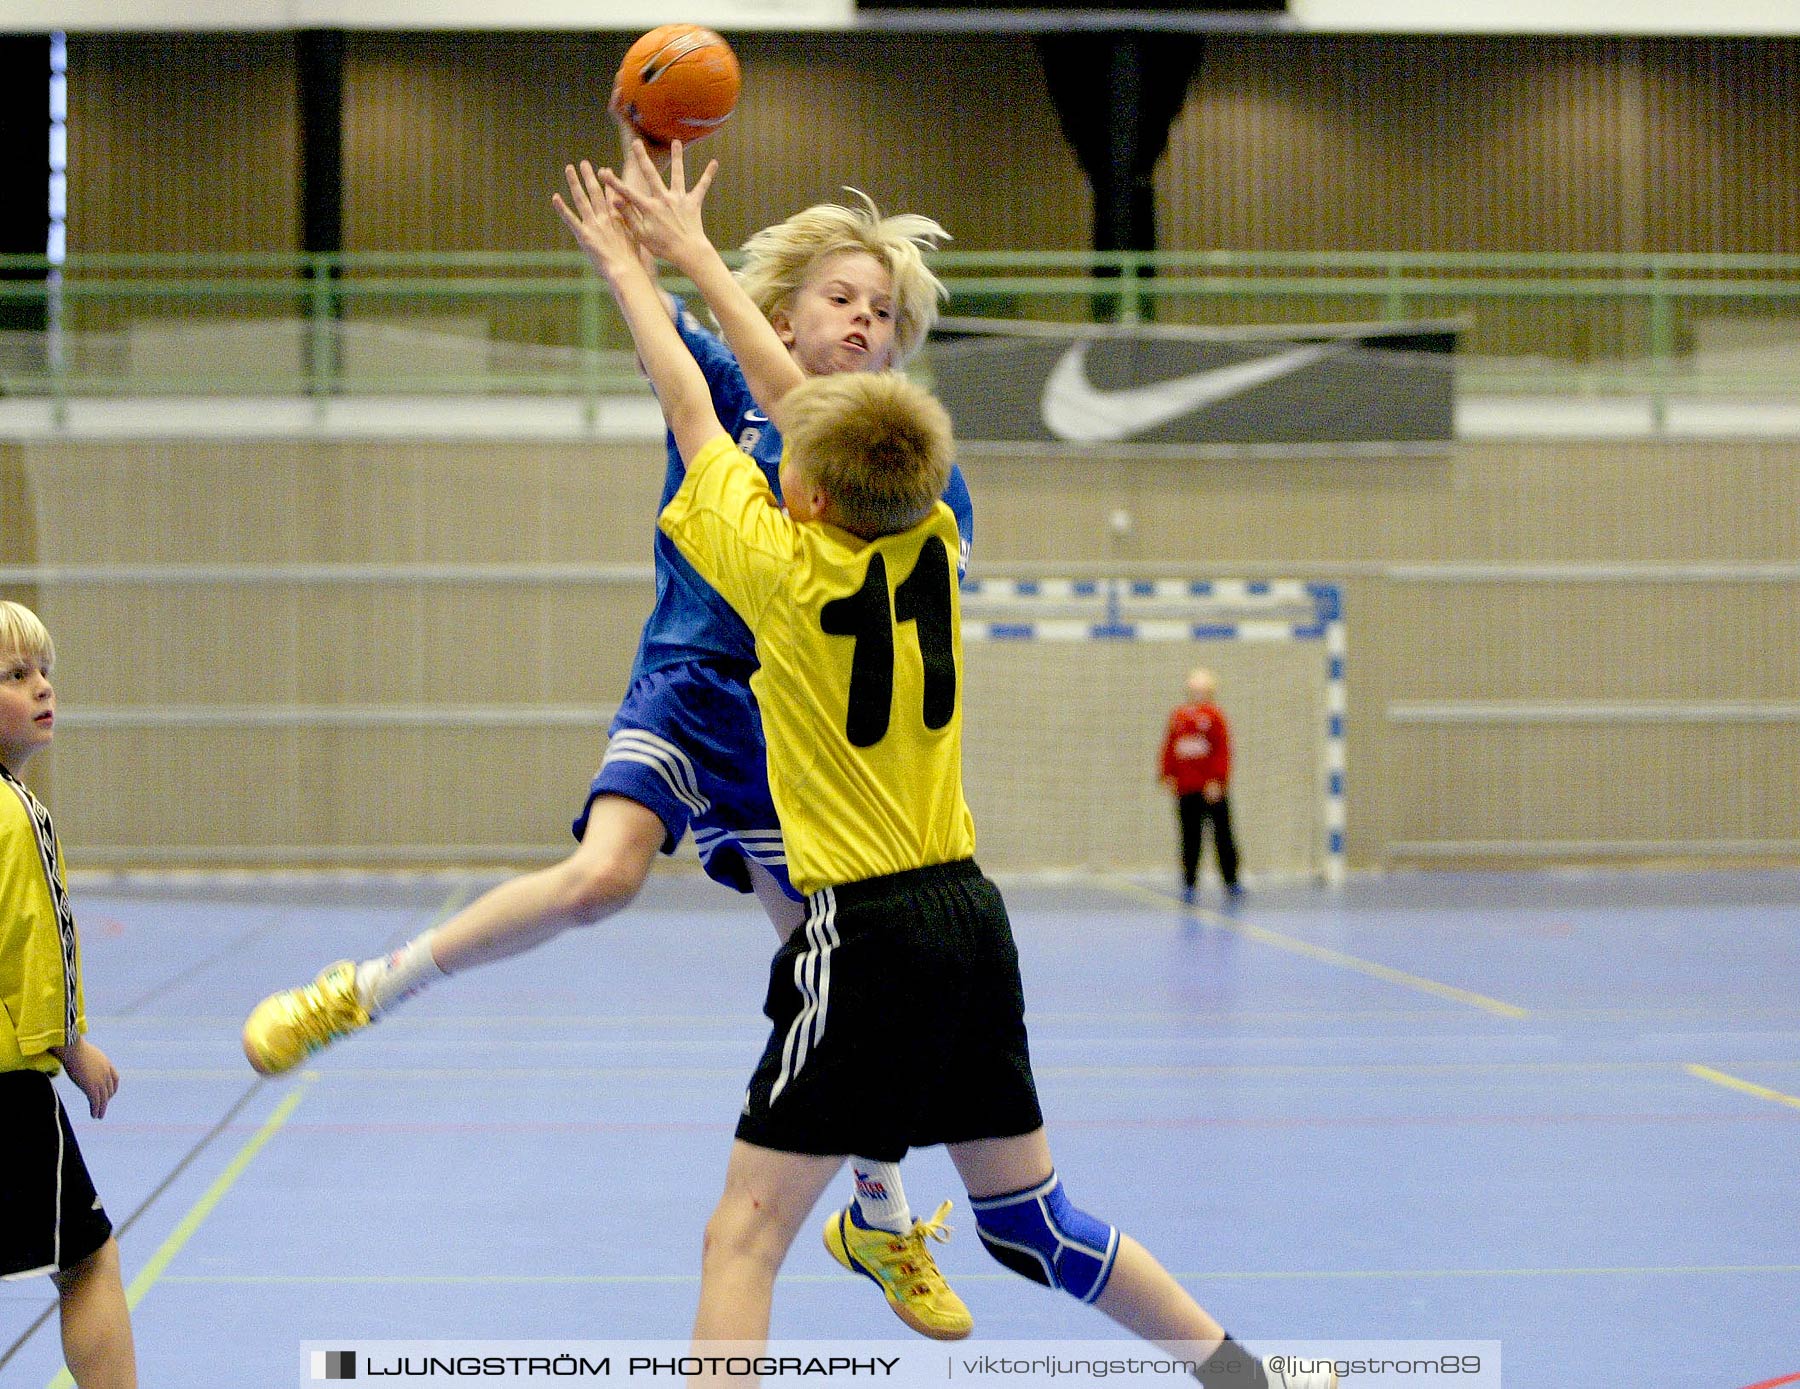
[[2, 867, 1796, 1389]]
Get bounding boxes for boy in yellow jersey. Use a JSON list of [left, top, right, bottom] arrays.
[[0, 601, 138, 1389], [554, 145, 1335, 1389]]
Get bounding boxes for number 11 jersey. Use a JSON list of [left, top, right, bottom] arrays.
[[659, 434, 975, 897]]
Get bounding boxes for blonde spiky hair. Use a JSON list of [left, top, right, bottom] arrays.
[[736, 190, 949, 366]]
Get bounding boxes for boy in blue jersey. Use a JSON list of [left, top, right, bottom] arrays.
[[241, 132, 974, 1339], [563, 143, 1336, 1389]]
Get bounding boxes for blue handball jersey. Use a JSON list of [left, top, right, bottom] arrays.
[[628, 299, 975, 681]]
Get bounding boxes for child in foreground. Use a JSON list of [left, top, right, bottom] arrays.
[[552, 142, 1335, 1389], [0, 600, 138, 1389]]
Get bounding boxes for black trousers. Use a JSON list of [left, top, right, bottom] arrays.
[[1177, 791, 1239, 889]]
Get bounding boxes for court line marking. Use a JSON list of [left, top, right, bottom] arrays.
[[88, 1008, 1800, 1026], [120, 1079, 317, 1310], [32, 882, 467, 1386], [108, 1058, 1776, 1081], [1686, 1064, 1800, 1112], [0, 1076, 279, 1379], [150, 1261, 1800, 1286], [113, 908, 294, 1016], [38, 885, 467, 1385], [382, 879, 477, 954], [43, 1077, 315, 1389], [1093, 873, 1529, 1018]]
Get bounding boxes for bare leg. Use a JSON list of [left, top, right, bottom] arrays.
[[1093, 1236, 1227, 1353], [947, 1129, 1227, 1357], [690, 1140, 844, 1382], [52, 1237, 137, 1389], [241, 797, 671, 1074], [428, 796, 666, 973]]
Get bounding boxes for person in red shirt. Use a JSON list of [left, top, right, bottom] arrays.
[[1159, 667, 1242, 907]]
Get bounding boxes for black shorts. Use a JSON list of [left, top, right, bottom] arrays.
[[0, 1069, 114, 1280], [736, 859, 1044, 1162]]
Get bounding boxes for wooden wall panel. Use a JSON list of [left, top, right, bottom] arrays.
[[1158, 36, 1800, 256], [1154, 37, 1800, 356], [47, 725, 615, 860], [10, 435, 1800, 868], [58, 34, 1800, 369], [716, 34, 1089, 252], [17, 436, 661, 715], [1386, 723, 1800, 846], [341, 33, 610, 252], [335, 32, 1085, 255], [21, 437, 663, 565], [0, 443, 48, 804], [65, 34, 298, 254], [958, 436, 1800, 574], [1369, 582, 1800, 703], [59, 33, 1800, 261], [1642, 38, 1800, 253]]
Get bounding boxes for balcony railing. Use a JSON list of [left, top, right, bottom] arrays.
[[3, 249, 1798, 429]]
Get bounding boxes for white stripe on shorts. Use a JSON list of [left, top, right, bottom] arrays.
[[1, 1082, 63, 1282], [601, 729, 709, 817], [51, 1081, 63, 1272], [769, 888, 838, 1104], [693, 826, 789, 868]]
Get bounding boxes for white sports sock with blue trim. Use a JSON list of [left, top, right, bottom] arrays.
[[356, 931, 446, 1017], [850, 1160, 913, 1234]]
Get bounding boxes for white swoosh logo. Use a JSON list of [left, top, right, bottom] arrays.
[[1042, 339, 1338, 443]]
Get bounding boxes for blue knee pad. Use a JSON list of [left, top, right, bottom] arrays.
[[970, 1173, 1120, 1304]]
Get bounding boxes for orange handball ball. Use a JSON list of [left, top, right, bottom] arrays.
[[614, 25, 741, 147]]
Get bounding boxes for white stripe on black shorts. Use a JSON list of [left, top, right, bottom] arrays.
[[736, 859, 1044, 1162], [0, 1069, 114, 1280]]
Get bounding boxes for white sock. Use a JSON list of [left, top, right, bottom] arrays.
[[850, 1160, 913, 1233], [354, 931, 446, 1018]]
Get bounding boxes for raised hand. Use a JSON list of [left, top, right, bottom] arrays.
[[600, 139, 718, 274], [552, 159, 645, 287]]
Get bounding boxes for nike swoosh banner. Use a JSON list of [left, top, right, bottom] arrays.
[[925, 318, 1458, 446]]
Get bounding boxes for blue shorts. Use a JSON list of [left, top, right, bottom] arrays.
[[573, 662, 799, 901]]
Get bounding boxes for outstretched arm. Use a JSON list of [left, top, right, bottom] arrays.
[[553, 159, 726, 466], [602, 140, 806, 424], [605, 94, 678, 323]]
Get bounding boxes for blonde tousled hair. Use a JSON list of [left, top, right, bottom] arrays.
[[736, 191, 949, 366], [781, 373, 953, 539]]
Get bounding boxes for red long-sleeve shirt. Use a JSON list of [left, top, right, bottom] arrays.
[[1159, 701, 1230, 795]]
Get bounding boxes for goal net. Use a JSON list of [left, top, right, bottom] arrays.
[[958, 579, 1346, 886]]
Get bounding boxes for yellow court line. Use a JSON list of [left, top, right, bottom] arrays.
[[1094, 873, 1529, 1019], [46, 1078, 315, 1389], [1686, 1063, 1800, 1112], [434, 880, 477, 924]]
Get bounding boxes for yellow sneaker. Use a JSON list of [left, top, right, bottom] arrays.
[[823, 1199, 973, 1341], [242, 961, 369, 1075]]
